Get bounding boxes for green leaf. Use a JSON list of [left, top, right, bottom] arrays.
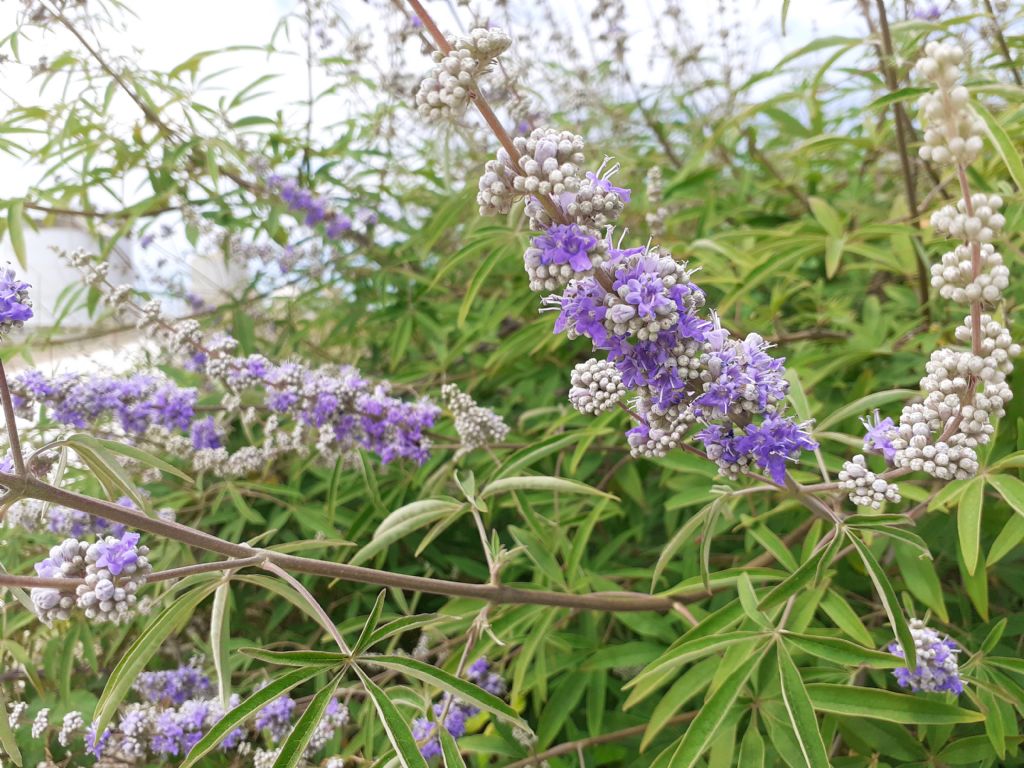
[[626, 632, 764, 700], [272, 671, 346, 768], [893, 542, 948, 622], [815, 390, 916, 432], [351, 499, 464, 565], [987, 473, 1024, 517], [7, 200, 25, 269], [370, 655, 525, 727], [354, 665, 430, 768], [364, 613, 445, 650], [480, 475, 617, 500], [988, 513, 1024, 566], [737, 725, 765, 768], [181, 666, 322, 767], [665, 648, 761, 768], [94, 578, 217, 735], [783, 633, 900, 669], [972, 100, 1024, 191], [0, 685, 22, 766], [652, 499, 720, 590], [354, 590, 388, 654], [957, 477, 985, 575], [439, 727, 468, 768], [824, 235, 845, 278], [776, 642, 831, 768], [809, 196, 843, 237], [211, 580, 232, 705], [640, 657, 717, 750], [238, 648, 347, 667], [849, 534, 916, 672], [806, 684, 984, 724], [68, 434, 193, 483]]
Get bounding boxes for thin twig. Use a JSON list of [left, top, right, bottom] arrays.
[[0, 360, 26, 475]]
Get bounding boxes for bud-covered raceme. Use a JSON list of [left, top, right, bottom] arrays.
[[441, 383, 510, 458], [568, 358, 624, 415], [839, 455, 901, 509], [878, 40, 1021, 484], [915, 41, 984, 165], [416, 27, 511, 122]]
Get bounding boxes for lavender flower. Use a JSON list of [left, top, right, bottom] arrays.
[[254, 694, 295, 742], [91, 531, 141, 575], [0, 267, 33, 337], [134, 660, 212, 706], [267, 175, 354, 243], [413, 658, 507, 759], [861, 409, 897, 461], [888, 619, 963, 694]]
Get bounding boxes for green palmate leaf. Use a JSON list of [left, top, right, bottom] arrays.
[[439, 727, 468, 768], [783, 632, 900, 669], [665, 646, 762, 768], [957, 477, 985, 575], [849, 534, 916, 672], [273, 671, 346, 768], [894, 541, 949, 622], [238, 648, 347, 667], [370, 655, 525, 727], [182, 666, 322, 768], [354, 666, 430, 768], [806, 684, 984, 724], [776, 642, 831, 768], [479, 475, 616, 500], [972, 100, 1024, 190], [94, 577, 218, 735], [354, 590, 388, 654]]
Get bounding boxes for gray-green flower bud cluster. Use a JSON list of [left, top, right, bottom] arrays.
[[416, 27, 511, 123]]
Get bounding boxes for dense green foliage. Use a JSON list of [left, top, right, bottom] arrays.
[[0, 0, 1022, 766]]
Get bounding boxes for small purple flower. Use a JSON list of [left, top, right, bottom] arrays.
[[326, 215, 353, 239], [0, 268, 33, 332], [93, 531, 141, 576], [735, 414, 818, 485], [861, 409, 897, 461], [190, 416, 222, 450], [255, 694, 295, 742], [532, 224, 598, 272]]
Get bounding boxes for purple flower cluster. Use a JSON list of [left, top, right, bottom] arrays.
[[0, 267, 33, 336], [253, 693, 295, 741], [85, 663, 348, 761], [267, 175, 354, 240], [888, 619, 963, 694], [413, 658, 507, 759], [134, 661, 213, 706], [527, 150, 815, 478], [11, 357, 440, 476], [11, 370, 197, 435]]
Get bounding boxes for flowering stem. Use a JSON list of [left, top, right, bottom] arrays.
[[955, 163, 984, 358], [0, 360, 25, 476], [403, 0, 567, 226]]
